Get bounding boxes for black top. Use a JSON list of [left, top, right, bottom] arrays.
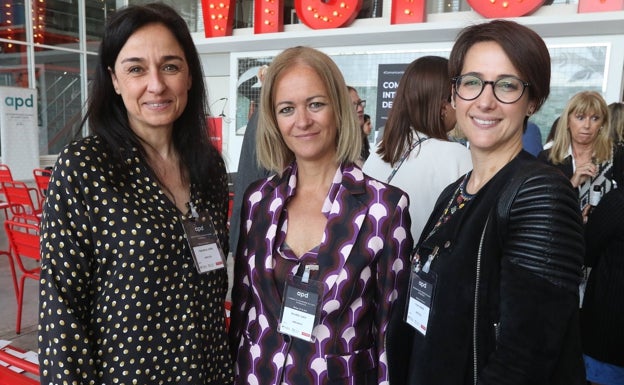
[[581, 187, 624, 366], [39, 136, 234, 384]]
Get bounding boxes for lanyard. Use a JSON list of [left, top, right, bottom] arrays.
[[386, 136, 429, 183]]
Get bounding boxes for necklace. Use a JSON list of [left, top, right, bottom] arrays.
[[427, 173, 474, 237]]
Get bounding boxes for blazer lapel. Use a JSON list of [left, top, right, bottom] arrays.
[[317, 165, 369, 298], [251, 167, 296, 324]]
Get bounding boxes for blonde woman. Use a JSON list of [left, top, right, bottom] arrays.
[[538, 91, 622, 219]]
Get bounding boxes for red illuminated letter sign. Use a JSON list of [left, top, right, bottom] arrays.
[[201, 0, 236, 37], [391, 0, 426, 24], [255, 0, 285, 33], [294, 0, 362, 29], [467, 0, 544, 18], [578, 0, 624, 12]]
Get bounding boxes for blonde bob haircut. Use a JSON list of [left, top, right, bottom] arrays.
[[549, 91, 612, 165], [256, 46, 362, 175]]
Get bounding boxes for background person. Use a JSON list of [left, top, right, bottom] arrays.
[[388, 19, 585, 385], [608, 101, 624, 143], [581, 186, 624, 385], [363, 55, 472, 242], [228, 46, 412, 385], [348, 85, 370, 164], [38, 4, 233, 384], [363, 113, 373, 138], [229, 64, 272, 255], [538, 91, 622, 220], [522, 120, 543, 156]]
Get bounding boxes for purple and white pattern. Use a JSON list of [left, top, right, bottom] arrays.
[[229, 162, 412, 385]]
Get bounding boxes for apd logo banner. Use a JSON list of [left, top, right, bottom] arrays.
[[0, 86, 39, 181]]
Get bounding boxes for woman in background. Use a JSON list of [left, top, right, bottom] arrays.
[[538, 91, 620, 220], [363, 55, 472, 242], [581, 185, 624, 385], [608, 101, 624, 143]]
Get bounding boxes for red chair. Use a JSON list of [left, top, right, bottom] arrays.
[[0, 164, 15, 219], [32, 168, 51, 207], [0, 165, 18, 304], [0, 348, 39, 385], [5, 215, 41, 334], [1, 181, 42, 221]]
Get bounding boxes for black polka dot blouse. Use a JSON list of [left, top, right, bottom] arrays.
[[38, 136, 234, 385]]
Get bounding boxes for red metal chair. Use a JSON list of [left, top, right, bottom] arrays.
[[32, 168, 51, 207], [1, 181, 42, 221], [0, 165, 18, 306], [4, 215, 42, 334], [0, 164, 15, 219], [0, 348, 39, 385]]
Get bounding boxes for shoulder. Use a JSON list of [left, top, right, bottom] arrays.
[[500, 156, 584, 291], [421, 139, 472, 161], [507, 154, 574, 200], [350, 165, 409, 206], [362, 150, 392, 177], [56, 136, 112, 169], [496, 153, 578, 231]]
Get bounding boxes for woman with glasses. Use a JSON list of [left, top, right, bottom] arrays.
[[387, 20, 586, 385]]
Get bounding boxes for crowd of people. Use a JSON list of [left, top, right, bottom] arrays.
[[36, 2, 623, 385]]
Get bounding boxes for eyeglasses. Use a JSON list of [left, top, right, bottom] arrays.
[[353, 100, 366, 109], [452, 75, 530, 104]]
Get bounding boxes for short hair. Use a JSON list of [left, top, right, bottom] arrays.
[[257, 46, 361, 174], [608, 102, 624, 142], [449, 20, 551, 115], [549, 91, 612, 164], [378, 56, 451, 165]]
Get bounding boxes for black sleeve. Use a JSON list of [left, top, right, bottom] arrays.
[[479, 172, 585, 385], [584, 188, 624, 266]]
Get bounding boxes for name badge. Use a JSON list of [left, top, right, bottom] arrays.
[[405, 268, 436, 336], [180, 210, 226, 274], [278, 269, 323, 342]]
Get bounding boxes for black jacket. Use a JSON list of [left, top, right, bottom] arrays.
[[388, 151, 586, 385], [581, 187, 624, 366]]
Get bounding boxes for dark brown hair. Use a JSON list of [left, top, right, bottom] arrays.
[[449, 20, 550, 114], [378, 56, 451, 165]]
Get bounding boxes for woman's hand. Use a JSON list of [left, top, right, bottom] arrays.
[[570, 161, 597, 188]]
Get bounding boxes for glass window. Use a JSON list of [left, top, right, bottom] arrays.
[[35, 48, 83, 155], [33, 0, 80, 48], [130, 0, 202, 32], [1, 1, 27, 43], [85, 1, 119, 51], [533, 44, 608, 142], [0, 42, 29, 87]]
